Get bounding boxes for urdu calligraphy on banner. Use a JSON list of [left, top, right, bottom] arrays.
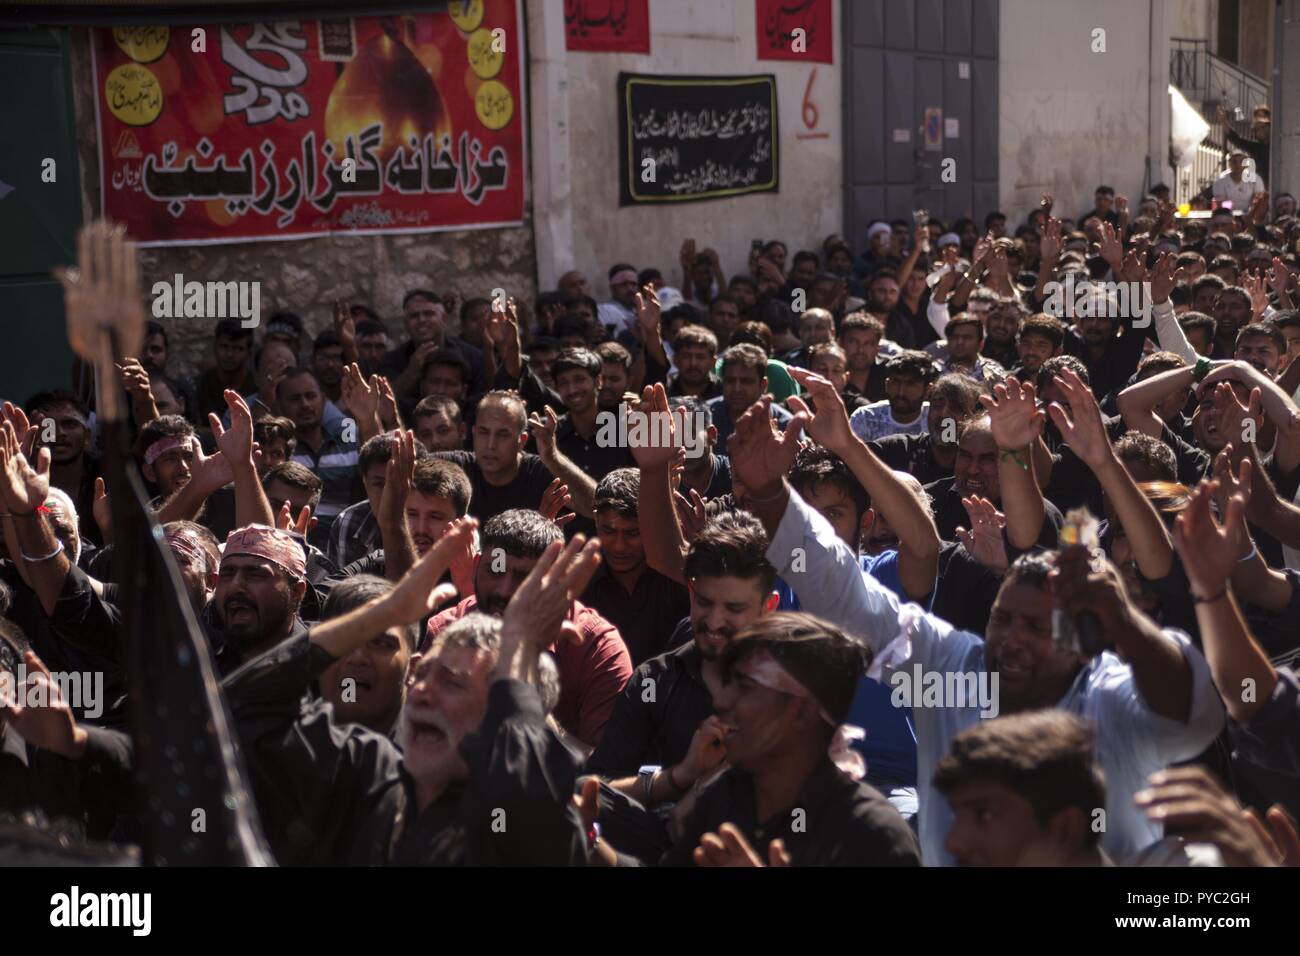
[[564, 0, 651, 53], [92, 3, 526, 246], [755, 0, 833, 64], [617, 73, 779, 205]]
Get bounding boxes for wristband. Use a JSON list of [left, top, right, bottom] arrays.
[[999, 449, 1030, 471], [1191, 589, 1227, 604], [21, 539, 64, 563], [1193, 357, 1212, 382]]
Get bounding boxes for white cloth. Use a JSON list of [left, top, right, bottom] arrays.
[[1149, 299, 1201, 363], [765, 489, 1226, 866], [850, 400, 929, 442]]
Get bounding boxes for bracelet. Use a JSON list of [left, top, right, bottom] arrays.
[[1191, 589, 1227, 604], [20, 539, 64, 563], [1193, 357, 1212, 382], [999, 449, 1030, 471], [746, 478, 789, 504]]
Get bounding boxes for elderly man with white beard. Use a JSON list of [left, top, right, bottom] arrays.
[[224, 517, 603, 866]]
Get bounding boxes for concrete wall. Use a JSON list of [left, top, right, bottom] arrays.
[[67, 26, 537, 382], [997, 0, 1158, 223], [1168, 0, 1215, 40], [527, 0, 843, 298]]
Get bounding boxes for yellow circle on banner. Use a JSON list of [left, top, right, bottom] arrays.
[[467, 27, 504, 80], [113, 26, 169, 64], [449, 0, 485, 32], [105, 63, 163, 126], [474, 79, 513, 130]]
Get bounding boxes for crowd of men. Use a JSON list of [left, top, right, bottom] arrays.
[[4, 180, 1300, 867]]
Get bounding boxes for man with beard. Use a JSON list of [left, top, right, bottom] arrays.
[[282, 368, 361, 536], [423, 509, 632, 753], [1212, 287, 1257, 359], [549, 348, 632, 506], [849, 350, 936, 442], [982, 298, 1024, 370], [936, 711, 1109, 866], [727, 396, 1225, 864], [840, 313, 888, 403], [25, 391, 100, 547], [208, 524, 311, 670], [666, 326, 722, 401], [940, 315, 1006, 383], [1060, 283, 1148, 403], [648, 614, 921, 867], [411, 396, 467, 453], [194, 319, 255, 424], [863, 268, 915, 348], [311, 330, 347, 405], [317, 575, 414, 737], [1011, 315, 1065, 381], [582, 469, 690, 667], [705, 344, 792, 456], [1234, 323, 1285, 377], [225, 521, 600, 865], [869, 372, 984, 486], [382, 290, 484, 400], [598, 263, 640, 336], [595, 342, 634, 408]]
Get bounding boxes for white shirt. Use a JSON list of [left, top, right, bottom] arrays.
[[850, 400, 928, 443], [1211, 169, 1265, 209], [766, 490, 1226, 866]]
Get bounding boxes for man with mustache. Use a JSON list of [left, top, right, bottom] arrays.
[[225, 521, 601, 865], [209, 524, 311, 668], [422, 509, 632, 753], [26, 390, 101, 547], [730, 387, 1224, 864]]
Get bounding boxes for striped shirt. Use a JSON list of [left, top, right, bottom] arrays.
[[326, 498, 381, 569], [292, 422, 360, 524]]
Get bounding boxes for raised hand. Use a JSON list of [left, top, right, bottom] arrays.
[[727, 396, 809, 497], [1208, 381, 1262, 450], [679, 238, 697, 271], [1173, 472, 1251, 599], [693, 823, 790, 868], [383, 516, 477, 626], [955, 495, 1009, 572], [627, 384, 680, 468], [92, 476, 112, 544], [539, 476, 576, 527], [1044, 367, 1112, 467], [673, 487, 707, 540], [0, 420, 50, 515], [1268, 257, 1294, 298], [334, 300, 356, 350], [375, 376, 402, 431], [378, 428, 416, 529], [0, 649, 88, 758], [787, 368, 853, 452], [210, 389, 257, 469], [634, 284, 662, 341], [340, 363, 379, 425], [1, 402, 37, 459], [1097, 221, 1123, 269], [527, 405, 560, 464], [1135, 766, 1282, 867], [116, 357, 153, 399], [1242, 272, 1269, 321], [979, 376, 1045, 452], [498, 535, 603, 678], [276, 500, 316, 537], [1147, 251, 1189, 305], [1039, 217, 1062, 264], [54, 220, 145, 367]]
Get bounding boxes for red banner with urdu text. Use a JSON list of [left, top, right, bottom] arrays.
[[92, 1, 526, 246]]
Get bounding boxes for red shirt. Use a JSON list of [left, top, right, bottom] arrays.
[[427, 596, 633, 748]]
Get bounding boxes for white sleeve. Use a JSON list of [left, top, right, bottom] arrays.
[[927, 296, 950, 339], [1149, 299, 1200, 363], [765, 487, 979, 671]]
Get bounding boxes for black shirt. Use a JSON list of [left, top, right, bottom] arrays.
[[1063, 325, 1148, 404], [224, 632, 587, 865], [585, 630, 709, 778], [926, 476, 1064, 551], [681, 453, 733, 501], [667, 374, 722, 403], [380, 336, 486, 399], [870, 432, 952, 486], [930, 541, 1005, 636], [582, 565, 691, 667], [660, 757, 921, 866], [433, 451, 556, 523]]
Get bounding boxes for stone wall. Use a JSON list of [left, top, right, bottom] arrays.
[[68, 27, 538, 383]]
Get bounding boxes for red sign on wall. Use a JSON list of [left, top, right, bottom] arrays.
[[756, 0, 833, 64], [92, 2, 526, 246], [564, 0, 650, 53]]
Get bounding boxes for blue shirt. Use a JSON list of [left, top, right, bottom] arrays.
[[777, 550, 930, 787]]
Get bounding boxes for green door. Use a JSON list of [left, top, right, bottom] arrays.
[[0, 27, 83, 402]]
